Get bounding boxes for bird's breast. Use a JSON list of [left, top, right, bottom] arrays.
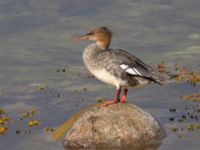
[[89, 69, 128, 88]]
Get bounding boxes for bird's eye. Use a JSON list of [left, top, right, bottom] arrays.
[[86, 32, 94, 35]]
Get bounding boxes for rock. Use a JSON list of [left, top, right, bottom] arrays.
[[63, 103, 166, 149]]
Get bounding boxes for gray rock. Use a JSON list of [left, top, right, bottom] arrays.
[[63, 103, 166, 150]]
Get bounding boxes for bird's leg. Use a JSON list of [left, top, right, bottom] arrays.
[[100, 88, 121, 107], [121, 88, 128, 103], [115, 87, 121, 103]]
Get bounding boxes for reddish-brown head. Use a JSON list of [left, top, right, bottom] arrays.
[[74, 27, 112, 49]]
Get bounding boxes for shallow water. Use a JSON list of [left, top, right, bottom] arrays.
[[0, 0, 199, 149]]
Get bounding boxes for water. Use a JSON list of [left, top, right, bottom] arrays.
[[0, 0, 199, 149]]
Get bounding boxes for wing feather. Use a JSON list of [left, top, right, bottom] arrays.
[[108, 49, 160, 83], [96, 49, 161, 84]]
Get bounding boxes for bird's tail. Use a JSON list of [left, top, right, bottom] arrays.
[[154, 69, 180, 85]]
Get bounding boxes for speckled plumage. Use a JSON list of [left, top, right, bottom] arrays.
[[83, 43, 161, 89], [77, 26, 161, 105]]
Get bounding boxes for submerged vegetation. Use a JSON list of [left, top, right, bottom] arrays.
[[0, 63, 199, 141], [155, 61, 200, 86], [169, 103, 200, 139], [180, 93, 200, 103], [0, 108, 9, 135], [155, 62, 200, 139], [174, 65, 200, 86], [0, 108, 40, 136]]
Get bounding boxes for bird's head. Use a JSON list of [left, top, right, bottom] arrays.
[[74, 27, 112, 49]]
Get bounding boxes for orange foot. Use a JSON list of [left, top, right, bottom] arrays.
[[120, 96, 127, 103], [100, 100, 117, 107]]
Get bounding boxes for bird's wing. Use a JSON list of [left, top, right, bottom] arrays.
[[102, 49, 161, 83]]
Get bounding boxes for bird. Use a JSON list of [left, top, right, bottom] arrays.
[[75, 26, 162, 107]]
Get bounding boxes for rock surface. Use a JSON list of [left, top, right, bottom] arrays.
[[63, 103, 166, 150]]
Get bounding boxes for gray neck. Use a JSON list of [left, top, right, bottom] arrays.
[[83, 43, 103, 57], [82, 43, 104, 69]]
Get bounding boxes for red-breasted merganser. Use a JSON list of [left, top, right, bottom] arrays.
[[75, 27, 161, 106]]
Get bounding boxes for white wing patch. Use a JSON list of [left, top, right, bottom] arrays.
[[120, 64, 142, 76], [120, 64, 129, 70]]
